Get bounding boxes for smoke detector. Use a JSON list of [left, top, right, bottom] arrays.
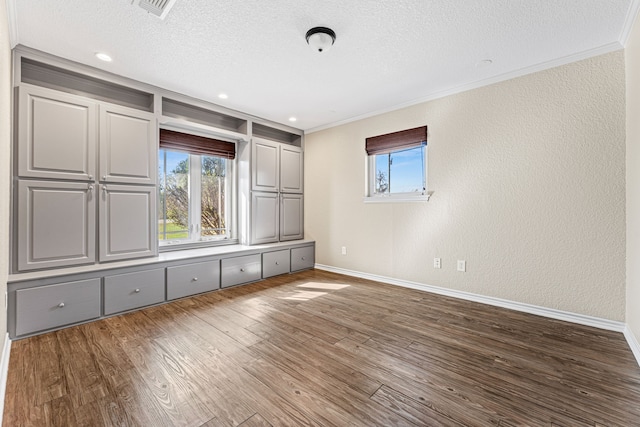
[[133, 0, 177, 20]]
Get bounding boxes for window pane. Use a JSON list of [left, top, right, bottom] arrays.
[[158, 149, 190, 241], [201, 155, 226, 238], [375, 154, 390, 193], [374, 146, 424, 194]]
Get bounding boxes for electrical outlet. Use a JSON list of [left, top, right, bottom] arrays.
[[457, 260, 466, 272], [341, 246, 347, 255], [434, 258, 441, 269]]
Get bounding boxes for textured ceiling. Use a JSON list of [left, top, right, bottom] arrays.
[[9, 0, 639, 131]]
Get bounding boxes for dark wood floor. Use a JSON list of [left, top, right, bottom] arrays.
[[4, 269, 640, 426]]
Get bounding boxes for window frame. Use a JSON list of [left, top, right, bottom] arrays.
[[158, 137, 238, 251], [365, 144, 429, 203]]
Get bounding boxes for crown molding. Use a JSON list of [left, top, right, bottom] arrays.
[[620, 0, 640, 47], [306, 42, 623, 134]]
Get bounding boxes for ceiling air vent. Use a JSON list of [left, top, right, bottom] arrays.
[[134, 0, 177, 20]]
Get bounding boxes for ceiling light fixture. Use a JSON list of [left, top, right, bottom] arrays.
[[218, 93, 228, 99], [289, 117, 297, 122], [305, 27, 336, 53], [95, 52, 112, 62]]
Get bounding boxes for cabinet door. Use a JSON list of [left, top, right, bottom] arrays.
[[18, 85, 97, 181], [100, 104, 157, 185], [221, 254, 262, 288], [18, 180, 96, 271], [280, 145, 303, 193], [251, 138, 280, 192], [104, 269, 165, 315], [291, 245, 315, 272], [251, 191, 279, 244], [280, 194, 303, 241], [167, 260, 220, 300], [262, 250, 290, 278], [15, 278, 101, 336], [99, 184, 157, 262]]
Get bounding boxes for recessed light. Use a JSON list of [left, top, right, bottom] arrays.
[[289, 117, 297, 122], [476, 59, 493, 68], [218, 93, 228, 99], [95, 52, 112, 62]]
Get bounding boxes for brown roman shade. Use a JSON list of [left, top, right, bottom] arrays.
[[159, 129, 236, 159], [365, 125, 428, 156]]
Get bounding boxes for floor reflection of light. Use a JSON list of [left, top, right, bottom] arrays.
[[296, 282, 350, 290], [280, 282, 350, 301], [282, 291, 327, 301]]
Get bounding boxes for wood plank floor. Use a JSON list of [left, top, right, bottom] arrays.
[[4, 269, 640, 426]]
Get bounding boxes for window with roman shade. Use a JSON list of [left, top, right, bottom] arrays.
[[159, 128, 236, 159], [158, 129, 236, 246], [365, 125, 429, 200], [365, 125, 427, 155]]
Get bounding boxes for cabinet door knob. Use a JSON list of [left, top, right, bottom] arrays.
[[192, 277, 198, 282], [134, 288, 141, 293], [301, 257, 305, 261], [102, 176, 107, 181], [88, 175, 93, 180], [88, 185, 94, 192], [275, 262, 279, 265], [58, 302, 65, 308], [240, 268, 245, 272], [102, 185, 107, 192]]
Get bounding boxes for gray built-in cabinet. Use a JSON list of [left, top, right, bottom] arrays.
[[9, 241, 315, 338], [251, 137, 304, 244], [16, 84, 157, 271], [9, 50, 313, 340]]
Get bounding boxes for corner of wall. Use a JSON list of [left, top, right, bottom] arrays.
[[0, 0, 12, 421]]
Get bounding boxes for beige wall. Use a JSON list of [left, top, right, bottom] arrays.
[[0, 0, 10, 350], [305, 51, 626, 321], [627, 13, 640, 345]]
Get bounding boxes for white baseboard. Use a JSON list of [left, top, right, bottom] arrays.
[[314, 264, 626, 333], [0, 333, 10, 426], [624, 325, 640, 368]]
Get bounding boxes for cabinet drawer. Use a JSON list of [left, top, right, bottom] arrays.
[[221, 254, 262, 288], [16, 278, 101, 336], [104, 268, 165, 315], [167, 260, 220, 300], [291, 246, 315, 272], [262, 250, 290, 278]]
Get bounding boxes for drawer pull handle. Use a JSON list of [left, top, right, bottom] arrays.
[[240, 268, 245, 272], [134, 288, 141, 293], [58, 302, 65, 308], [192, 277, 198, 282], [88, 184, 94, 192]]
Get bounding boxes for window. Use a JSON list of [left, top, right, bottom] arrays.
[[158, 129, 236, 247], [366, 126, 428, 201]]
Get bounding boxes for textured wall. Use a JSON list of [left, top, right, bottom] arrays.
[[0, 0, 10, 349], [305, 51, 626, 321], [627, 13, 640, 344]]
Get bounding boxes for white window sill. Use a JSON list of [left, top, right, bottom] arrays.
[[363, 192, 432, 204], [159, 238, 239, 252]]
